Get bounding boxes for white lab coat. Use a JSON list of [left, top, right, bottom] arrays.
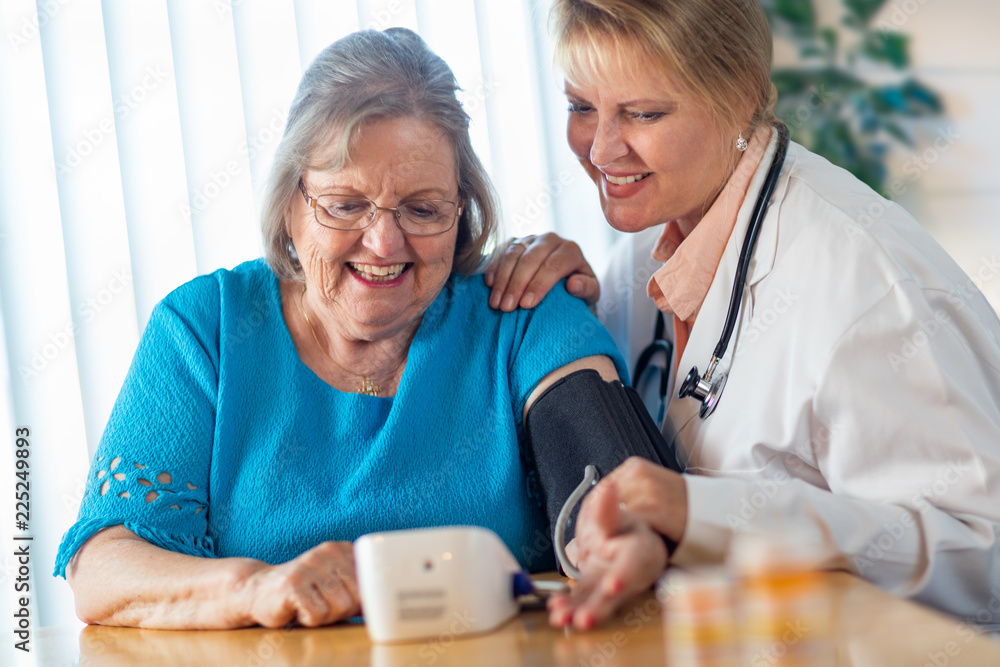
[[598, 130, 1000, 626]]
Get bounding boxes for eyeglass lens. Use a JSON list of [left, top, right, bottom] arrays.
[[314, 196, 457, 234]]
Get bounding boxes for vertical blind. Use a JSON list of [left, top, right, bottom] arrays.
[[0, 0, 616, 629]]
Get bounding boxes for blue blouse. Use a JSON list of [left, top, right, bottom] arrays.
[[55, 259, 627, 575]]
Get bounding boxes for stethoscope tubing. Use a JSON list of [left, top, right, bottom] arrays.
[[710, 123, 791, 365], [633, 312, 673, 428]]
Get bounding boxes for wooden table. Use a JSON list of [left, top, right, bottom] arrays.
[[23, 572, 1000, 666]]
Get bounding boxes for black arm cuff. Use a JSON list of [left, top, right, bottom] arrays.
[[523, 368, 684, 542]]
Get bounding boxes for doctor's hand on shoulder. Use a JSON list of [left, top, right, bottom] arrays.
[[548, 458, 687, 630], [485, 233, 600, 311]]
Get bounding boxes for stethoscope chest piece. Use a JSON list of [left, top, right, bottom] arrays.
[[679, 366, 727, 419]]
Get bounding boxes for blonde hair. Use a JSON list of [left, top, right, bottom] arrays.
[[261, 28, 499, 280], [550, 0, 777, 142]]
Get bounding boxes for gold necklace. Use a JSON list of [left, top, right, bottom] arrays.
[[297, 285, 387, 396]]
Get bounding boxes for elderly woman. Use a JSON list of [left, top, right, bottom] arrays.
[[54, 28, 627, 629], [489, 0, 1000, 631]]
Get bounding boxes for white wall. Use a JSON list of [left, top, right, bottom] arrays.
[[882, 0, 1000, 309]]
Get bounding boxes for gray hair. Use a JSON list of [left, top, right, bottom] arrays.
[[261, 28, 500, 280]]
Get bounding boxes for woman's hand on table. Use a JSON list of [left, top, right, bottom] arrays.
[[237, 541, 360, 628], [548, 458, 686, 630], [485, 233, 600, 311]]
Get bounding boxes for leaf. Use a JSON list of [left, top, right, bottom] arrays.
[[867, 141, 889, 158], [859, 111, 880, 134], [813, 119, 886, 194], [772, 69, 816, 96], [870, 86, 908, 113], [774, 0, 816, 30], [901, 79, 945, 114], [772, 67, 865, 125], [843, 0, 890, 25], [820, 27, 838, 52], [882, 120, 914, 146], [842, 14, 862, 29], [772, 66, 865, 91], [863, 32, 910, 68], [868, 82, 944, 118]]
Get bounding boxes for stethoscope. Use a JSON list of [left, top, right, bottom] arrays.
[[633, 123, 790, 420], [633, 310, 672, 428]]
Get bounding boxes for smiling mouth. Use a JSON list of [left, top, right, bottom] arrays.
[[347, 262, 409, 282], [604, 173, 650, 186]]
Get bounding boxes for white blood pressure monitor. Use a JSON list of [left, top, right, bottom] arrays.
[[355, 526, 523, 643]]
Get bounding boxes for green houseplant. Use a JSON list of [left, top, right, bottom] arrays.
[[762, 0, 944, 196]]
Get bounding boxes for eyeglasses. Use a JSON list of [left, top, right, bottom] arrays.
[[298, 180, 462, 235]]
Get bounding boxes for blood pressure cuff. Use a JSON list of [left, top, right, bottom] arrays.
[[522, 368, 684, 541]]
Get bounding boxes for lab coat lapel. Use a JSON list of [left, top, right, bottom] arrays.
[[746, 136, 796, 290], [663, 129, 788, 463], [664, 233, 735, 462]]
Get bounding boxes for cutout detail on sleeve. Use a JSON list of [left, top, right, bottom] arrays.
[[90, 459, 204, 514]]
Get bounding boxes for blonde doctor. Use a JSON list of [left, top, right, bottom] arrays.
[[487, 0, 1000, 631]]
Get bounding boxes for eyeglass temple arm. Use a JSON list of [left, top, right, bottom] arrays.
[[297, 179, 314, 205]]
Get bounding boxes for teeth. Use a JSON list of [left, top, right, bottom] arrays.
[[605, 173, 648, 186], [348, 262, 407, 281]]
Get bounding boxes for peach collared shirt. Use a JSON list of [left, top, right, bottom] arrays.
[[646, 127, 773, 367]]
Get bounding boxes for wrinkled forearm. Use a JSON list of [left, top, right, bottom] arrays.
[[67, 525, 266, 629]]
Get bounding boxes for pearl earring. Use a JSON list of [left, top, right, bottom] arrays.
[[736, 133, 748, 152]]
